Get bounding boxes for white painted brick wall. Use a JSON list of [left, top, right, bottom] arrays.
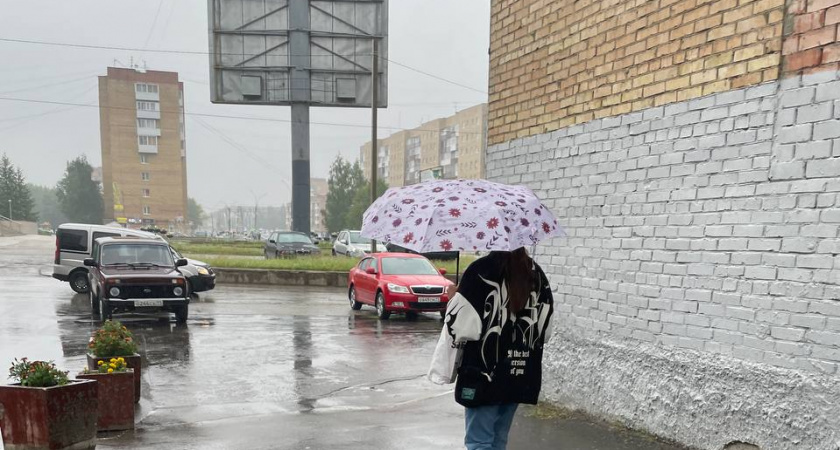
[[488, 72, 840, 377]]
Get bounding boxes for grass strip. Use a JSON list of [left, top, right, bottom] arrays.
[[195, 254, 476, 275]]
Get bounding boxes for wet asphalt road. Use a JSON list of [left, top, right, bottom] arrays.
[[0, 236, 685, 450]]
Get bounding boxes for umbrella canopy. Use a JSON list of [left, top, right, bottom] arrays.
[[361, 179, 562, 253]]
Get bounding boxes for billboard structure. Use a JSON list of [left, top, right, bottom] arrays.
[[208, 0, 388, 233]]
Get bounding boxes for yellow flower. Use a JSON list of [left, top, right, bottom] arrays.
[[109, 363, 116, 369], [118, 357, 125, 363], [108, 368, 114, 373], [110, 358, 117, 363], [97, 360, 104, 366]]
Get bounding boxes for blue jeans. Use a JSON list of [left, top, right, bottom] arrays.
[[464, 403, 519, 450]]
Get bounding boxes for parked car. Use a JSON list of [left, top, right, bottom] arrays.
[[85, 237, 190, 323], [347, 253, 454, 320], [332, 230, 377, 257], [53, 223, 216, 294], [264, 231, 321, 258], [170, 247, 216, 292]]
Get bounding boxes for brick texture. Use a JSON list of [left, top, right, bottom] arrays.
[[488, 0, 786, 144], [487, 72, 840, 376], [781, 0, 840, 74]]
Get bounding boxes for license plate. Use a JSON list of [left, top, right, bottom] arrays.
[[135, 300, 163, 307], [417, 297, 440, 303]]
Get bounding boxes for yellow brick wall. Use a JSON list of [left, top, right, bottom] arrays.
[[489, 0, 786, 144]]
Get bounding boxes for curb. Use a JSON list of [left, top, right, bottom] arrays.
[[213, 267, 459, 287]]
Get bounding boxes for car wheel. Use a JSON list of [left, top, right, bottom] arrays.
[[99, 298, 112, 321], [375, 292, 390, 320], [349, 286, 362, 310], [275, 251, 282, 259], [406, 311, 418, 321], [70, 271, 89, 294], [90, 290, 100, 315], [331, 249, 336, 256], [175, 305, 189, 324]]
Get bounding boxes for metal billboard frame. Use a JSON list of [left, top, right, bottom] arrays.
[[207, 0, 388, 108], [207, 0, 388, 235]]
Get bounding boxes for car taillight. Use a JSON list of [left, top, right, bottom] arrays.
[[54, 235, 60, 264]]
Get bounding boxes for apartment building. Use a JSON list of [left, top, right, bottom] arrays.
[[99, 67, 188, 231], [361, 103, 487, 187]]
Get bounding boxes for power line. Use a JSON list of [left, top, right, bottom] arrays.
[[0, 37, 487, 95], [190, 116, 292, 193], [143, 0, 165, 49], [0, 95, 488, 135]]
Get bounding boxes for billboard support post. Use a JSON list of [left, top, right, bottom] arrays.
[[290, 0, 311, 234]]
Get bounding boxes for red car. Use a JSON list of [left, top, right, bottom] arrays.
[[347, 253, 454, 320]]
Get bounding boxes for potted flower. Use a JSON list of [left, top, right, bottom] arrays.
[[87, 320, 141, 403], [78, 357, 135, 431], [0, 358, 97, 450]]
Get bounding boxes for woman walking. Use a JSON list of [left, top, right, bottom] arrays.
[[431, 248, 554, 450]]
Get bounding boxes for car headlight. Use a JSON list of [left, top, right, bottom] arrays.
[[387, 283, 409, 294], [109, 286, 120, 297], [173, 286, 184, 296], [197, 267, 209, 275]]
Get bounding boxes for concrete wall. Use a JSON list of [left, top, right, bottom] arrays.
[[0, 220, 37, 236], [486, 70, 840, 449]]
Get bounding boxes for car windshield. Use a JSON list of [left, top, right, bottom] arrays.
[[277, 233, 312, 244], [348, 231, 371, 245], [381, 257, 439, 275], [101, 244, 175, 266]]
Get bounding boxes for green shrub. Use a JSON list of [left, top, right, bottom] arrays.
[[88, 320, 138, 357], [8, 358, 68, 387]]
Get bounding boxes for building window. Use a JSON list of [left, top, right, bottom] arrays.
[[142, 189, 150, 198], [140, 154, 149, 164], [142, 205, 151, 215], [136, 101, 158, 111], [138, 136, 158, 146], [141, 172, 150, 181], [137, 118, 159, 129], [135, 83, 159, 94]]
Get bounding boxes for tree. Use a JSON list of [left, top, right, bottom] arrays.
[[187, 198, 205, 229], [345, 179, 388, 230], [0, 154, 36, 221], [55, 155, 103, 224], [28, 184, 67, 228], [325, 156, 365, 232]]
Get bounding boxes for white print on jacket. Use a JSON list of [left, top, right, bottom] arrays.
[[478, 274, 551, 371]]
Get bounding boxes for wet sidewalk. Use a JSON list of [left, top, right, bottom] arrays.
[[510, 403, 686, 450]]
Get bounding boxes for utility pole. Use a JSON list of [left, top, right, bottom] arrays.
[[227, 207, 232, 233], [370, 37, 379, 253], [7, 199, 11, 220]]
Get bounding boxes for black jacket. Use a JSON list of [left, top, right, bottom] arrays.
[[448, 252, 554, 407]]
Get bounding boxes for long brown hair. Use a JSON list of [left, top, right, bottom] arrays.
[[502, 247, 533, 314]]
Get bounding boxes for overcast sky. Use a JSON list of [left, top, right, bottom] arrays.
[[0, 0, 489, 212]]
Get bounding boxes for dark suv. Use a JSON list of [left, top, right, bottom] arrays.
[[85, 237, 190, 323]]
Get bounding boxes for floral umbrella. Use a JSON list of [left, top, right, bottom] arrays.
[[360, 179, 562, 253]]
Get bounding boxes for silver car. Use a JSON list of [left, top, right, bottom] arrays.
[[332, 230, 377, 257]]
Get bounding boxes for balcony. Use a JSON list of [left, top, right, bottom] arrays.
[[135, 91, 159, 102], [137, 109, 160, 120], [138, 144, 158, 154], [137, 126, 161, 137]]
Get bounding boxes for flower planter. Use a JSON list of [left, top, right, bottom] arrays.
[[76, 370, 135, 432], [0, 379, 97, 450], [86, 354, 141, 403]]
